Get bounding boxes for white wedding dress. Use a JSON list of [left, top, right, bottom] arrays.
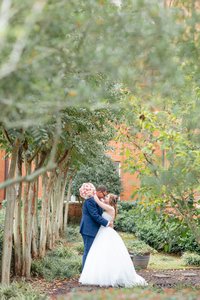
[[79, 212, 148, 287]]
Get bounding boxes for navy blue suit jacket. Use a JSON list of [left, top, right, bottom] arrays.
[[80, 197, 108, 237]]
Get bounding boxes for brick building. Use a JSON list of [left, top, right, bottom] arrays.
[[107, 141, 139, 200]]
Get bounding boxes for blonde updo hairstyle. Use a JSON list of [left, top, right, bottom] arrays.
[[108, 193, 118, 218]]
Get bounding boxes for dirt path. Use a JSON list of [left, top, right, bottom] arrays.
[[30, 269, 200, 298]]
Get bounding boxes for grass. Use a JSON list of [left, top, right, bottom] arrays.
[[66, 226, 82, 243], [55, 287, 200, 300], [31, 241, 82, 281], [0, 281, 46, 300], [119, 231, 137, 242], [119, 231, 186, 270], [149, 253, 185, 270]]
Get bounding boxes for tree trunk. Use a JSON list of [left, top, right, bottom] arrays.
[[58, 172, 69, 236], [46, 198, 53, 250], [1, 139, 20, 284], [13, 149, 22, 276], [51, 181, 59, 247], [63, 176, 73, 233], [55, 175, 62, 240], [22, 161, 33, 277], [31, 178, 39, 258], [39, 172, 54, 258]]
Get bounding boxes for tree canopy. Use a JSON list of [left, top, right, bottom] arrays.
[[72, 154, 122, 198], [1, 0, 200, 130]]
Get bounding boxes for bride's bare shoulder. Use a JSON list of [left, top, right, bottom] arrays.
[[106, 205, 114, 212]]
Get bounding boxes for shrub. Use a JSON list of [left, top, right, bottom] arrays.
[[135, 214, 200, 254], [0, 281, 45, 300], [117, 201, 136, 213], [115, 203, 200, 254], [49, 244, 75, 258], [31, 243, 82, 281], [71, 155, 122, 197], [66, 225, 82, 243], [114, 210, 136, 233], [125, 239, 157, 255], [182, 252, 200, 266], [32, 255, 81, 281]]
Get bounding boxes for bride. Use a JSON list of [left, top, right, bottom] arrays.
[[79, 193, 148, 287]]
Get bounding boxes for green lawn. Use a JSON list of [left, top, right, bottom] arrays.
[[119, 231, 186, 270], [149, 253, 185, 270]]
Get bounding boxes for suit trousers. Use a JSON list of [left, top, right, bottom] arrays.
[[81, 234, 95, 269]]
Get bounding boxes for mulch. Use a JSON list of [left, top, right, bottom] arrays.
[[29, 268, 200, 298]]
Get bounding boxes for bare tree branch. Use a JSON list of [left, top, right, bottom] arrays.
[[0, 161, 56, 190], [28, 146, 42, 163], [2, 127, 13, 145]]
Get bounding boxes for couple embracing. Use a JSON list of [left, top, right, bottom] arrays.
[[79, 183, 147, 287]]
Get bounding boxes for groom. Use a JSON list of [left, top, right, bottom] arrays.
[[80, 185, 112, 268]]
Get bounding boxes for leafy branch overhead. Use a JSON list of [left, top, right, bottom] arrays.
[[120, 95, 200, 245], [1, 1, 200, 129]]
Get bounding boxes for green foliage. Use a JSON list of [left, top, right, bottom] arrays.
[[31, 244, 81, 281], [1, 0, 200, 129], [60, 108, 117, 170], [122, 96, 200, 247], [0, 281, 45, 300], [114, 210, 136, 233], [75, 242, 84, 255], [49, 245, 75, 259], [115, 204, 200, 254], [125, 239, 156, 255], [117, 201, 136, 212], [182, 252, 200, 267], [72, 154, 122, 196], [114, 202, 138, 232], [66, 226, 82, 243]]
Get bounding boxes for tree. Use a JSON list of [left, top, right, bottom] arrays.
[[72, 154, 122, 199], [120, 95, 200, 246], [0, 107, 117, 282], [1, 0, 200, 132]]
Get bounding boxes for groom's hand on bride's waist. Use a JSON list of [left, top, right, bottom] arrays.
[[107, 221, 113, 228]]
